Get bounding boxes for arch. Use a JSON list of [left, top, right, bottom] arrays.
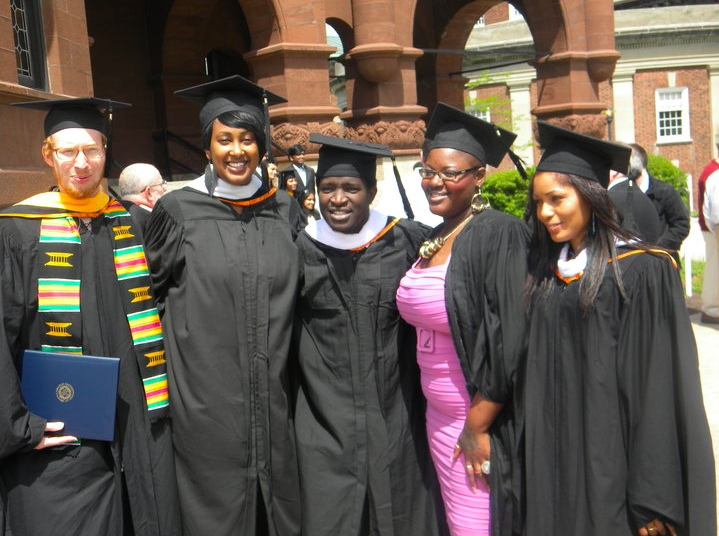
[[412, 0, 618, 132]]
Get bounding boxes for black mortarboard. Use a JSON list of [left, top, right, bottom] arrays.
[[174, 75, 287, 132], [311, 133, 415, 219], [535, 121, 631, 188], [312, 133, 392, 185], [424, 102, 517, 167], [11, 97, 130, 137]]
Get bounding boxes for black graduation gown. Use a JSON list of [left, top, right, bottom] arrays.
[[293, 218, 449, 536], [0, 215, 180, 536], [144, 185, 301, 536], [645, 176, 690, 265], [608, 181, 661, 244], [523, 248, 716, 535], [443, 210, 530, 536]]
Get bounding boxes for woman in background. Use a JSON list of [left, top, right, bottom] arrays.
[[297, 188, 320, 228]]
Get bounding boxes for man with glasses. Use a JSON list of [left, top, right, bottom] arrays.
[[0, 98, 180, 536], [119, 163, 167, 231]]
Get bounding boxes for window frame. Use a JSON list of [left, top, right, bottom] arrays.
[[655, 86, 691, 144], [11, 0, 47, 91]]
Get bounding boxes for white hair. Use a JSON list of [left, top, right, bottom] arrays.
[[119, 163, 162, 198]]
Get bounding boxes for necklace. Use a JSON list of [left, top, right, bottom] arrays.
[[419, 211, 475, 260]]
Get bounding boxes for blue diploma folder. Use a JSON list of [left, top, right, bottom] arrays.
[[21, 350, 120, 441]]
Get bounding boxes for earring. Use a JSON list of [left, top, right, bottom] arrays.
[[470, 188, 490, 214], [591, 213, 596, 235]]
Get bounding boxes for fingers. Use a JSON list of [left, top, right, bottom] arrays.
[[640, 520, 671, 536], [465, 463, 478, 492], [34, 435, 78, 450], [450, 443, 461, 461], [44, 421, 65, 432]]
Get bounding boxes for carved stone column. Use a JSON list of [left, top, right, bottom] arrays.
[[340, 0, 426, 150]]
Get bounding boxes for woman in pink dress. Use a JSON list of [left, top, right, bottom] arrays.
[[396, 103, 529, 536]]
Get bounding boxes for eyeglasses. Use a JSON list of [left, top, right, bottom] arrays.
[[51, 145, 105, 162], [145, 180, 168, 191], [417, 166, 480, 182]]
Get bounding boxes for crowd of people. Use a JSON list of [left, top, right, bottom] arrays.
[[0, 74, 716, 536]]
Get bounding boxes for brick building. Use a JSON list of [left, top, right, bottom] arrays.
[[1, 0, 620, 208], [465, 0, 719, 207]]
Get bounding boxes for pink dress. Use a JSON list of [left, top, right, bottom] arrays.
[[396, 258, 490, 536]]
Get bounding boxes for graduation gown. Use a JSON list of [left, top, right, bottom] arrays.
[[523, 248, 716, 535], [443, 210, 530, 536], [294, 217, 448, 536], [144, 183, 301, 536], [0, 213, 180, 536], [608, 180, 661, 244]]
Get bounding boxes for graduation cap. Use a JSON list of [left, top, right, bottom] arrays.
[[311, 133, 415, 219], [535, 121, 631, 188], [11, 97, 130, 138], [425, 102, 517, 167], [175, 75, 286, 143], [12, 97, 131, 177]]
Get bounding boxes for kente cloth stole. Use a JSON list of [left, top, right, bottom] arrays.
[[37, 200, 169, 419]]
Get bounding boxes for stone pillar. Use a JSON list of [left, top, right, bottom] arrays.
[[611, 72, 636, 144], [507, 80, 533, 165], [340, 0, 426, 151], [527, 0, 620, 137], [245, 42, 343, 151]]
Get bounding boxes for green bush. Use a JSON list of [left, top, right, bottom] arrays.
[[647, 154, 689, 207], [483, 166, 534, 219]]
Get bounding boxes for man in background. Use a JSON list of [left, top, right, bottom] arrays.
[[119, 162, 167, 230], [628, 143, 690, 265], [700, 143, 719, 324]]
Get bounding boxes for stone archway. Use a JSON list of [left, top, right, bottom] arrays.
[[412, 0, 618, 136]]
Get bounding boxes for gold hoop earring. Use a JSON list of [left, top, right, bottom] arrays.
[[470, 189, 490, 214]]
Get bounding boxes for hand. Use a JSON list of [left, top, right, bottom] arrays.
[[34, 422, 78, 450], [638, 519, 676, 536], [451, 424, 491, 492]]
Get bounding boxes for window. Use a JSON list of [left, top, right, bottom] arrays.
[[11, 0, 46, 90], [655, 87, 691, 143], [468, 107, 491, 123]]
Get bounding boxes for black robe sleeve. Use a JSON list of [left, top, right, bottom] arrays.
[[0, 224, 46, 460], [446, 210, 530, 402], [444, 210, 530, 536], [619, 253, 716, 534], [144, 196, 185, 312]]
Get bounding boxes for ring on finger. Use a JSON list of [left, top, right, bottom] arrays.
[[465, 464, 473, 471], [481, 461, 491, 475]]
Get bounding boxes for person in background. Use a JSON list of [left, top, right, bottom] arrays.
[[607, 164, 661, 243], [297, 187, 320, 228], [698, 144, 719, 324], [523, 121, 715, 536], [119, 162, 167, 231], [262, 157, 280, 188], [281, 143, 316, 195], [280, 173, 300, 197], [144, 75, 301, 536], [0, 97, 179, 536], [293, 134, 447, 536], [396, 103, 529, 536], [628, 143, 689, 264]]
